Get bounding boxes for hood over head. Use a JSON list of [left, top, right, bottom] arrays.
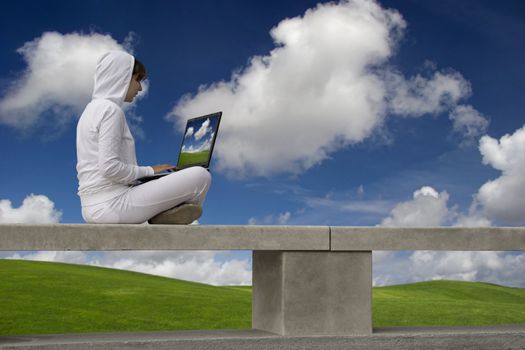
[[92, 51, 134, 106]]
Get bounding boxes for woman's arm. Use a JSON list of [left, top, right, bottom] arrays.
[[97, 109, 154, 183]]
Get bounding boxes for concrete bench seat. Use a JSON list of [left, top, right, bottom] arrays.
[[2, 224, 524, 251], [0, 224, 329, 251], [331, 226, 525, 251], [1, 224, 525, 337]]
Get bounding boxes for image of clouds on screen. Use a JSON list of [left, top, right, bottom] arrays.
[[181, 118, 217, 153]]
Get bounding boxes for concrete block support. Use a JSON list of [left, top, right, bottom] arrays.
[[252, 250, 372, 336]]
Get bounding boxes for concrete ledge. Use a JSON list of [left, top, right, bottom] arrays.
[[3, 224, 525, 252], [0, 224, 329, 251], [331, 227, 525, 251], [1, 325, 525, 349]]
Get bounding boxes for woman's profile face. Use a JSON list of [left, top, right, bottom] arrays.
[[124, 74, 142, 102]]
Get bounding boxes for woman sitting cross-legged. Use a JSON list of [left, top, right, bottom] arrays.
[[76, 50, 211, 224]]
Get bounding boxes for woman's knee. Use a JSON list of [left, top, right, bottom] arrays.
[[187, 166, 212, 188]]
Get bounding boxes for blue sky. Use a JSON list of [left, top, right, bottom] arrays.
[[1, 0, 524, 287]]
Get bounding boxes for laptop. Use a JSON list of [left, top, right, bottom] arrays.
[[132, 111, 222, 185]]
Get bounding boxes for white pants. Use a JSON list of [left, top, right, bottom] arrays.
[[81, 166, 211, 224]]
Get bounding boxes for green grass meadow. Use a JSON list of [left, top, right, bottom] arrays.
[[374, 280, 525, 327], [1, 259, 524, 336], [0, 260, 250, 336], [178, 151, 209, 167]]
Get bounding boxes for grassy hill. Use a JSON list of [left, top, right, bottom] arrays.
[[1, 259, 524, 336], [0, 260, 251, 336], [374, 280, 525, 327], [178, 150, 209, 167]]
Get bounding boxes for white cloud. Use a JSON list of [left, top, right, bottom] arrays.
[[0, 31, 146, 136], [0, 194, 62, 223], [414, 186, 439, 198], [98, 251, 251, 286], [449, 104, 490, 144], [194, 132, 215, 153], [278, 211, 291, 224], [412, 251, 525, 287], [378, 185, 493, 228], [373, 250, 525, 288], [380, 186, 453, 227], [386, 70, 471, 117], [247, 211, 292, 225], [182, 133, 214, 153], [185, 126, 194, 138], [5, 251, 88, 264], [305, 195, 392, 215], [475, 125, 525, 224], [4, 250, 252, 286], [166, 0, 473, 177], [454, 206, 492, 227], [194, 118, 211, 141]]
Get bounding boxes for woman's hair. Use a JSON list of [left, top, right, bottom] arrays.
[[133, 58, 147, 81]]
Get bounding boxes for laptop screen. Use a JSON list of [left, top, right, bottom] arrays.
[[177, 112, 222, 170]]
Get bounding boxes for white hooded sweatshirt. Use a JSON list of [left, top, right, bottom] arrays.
[[76, 51, 154, 207]]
